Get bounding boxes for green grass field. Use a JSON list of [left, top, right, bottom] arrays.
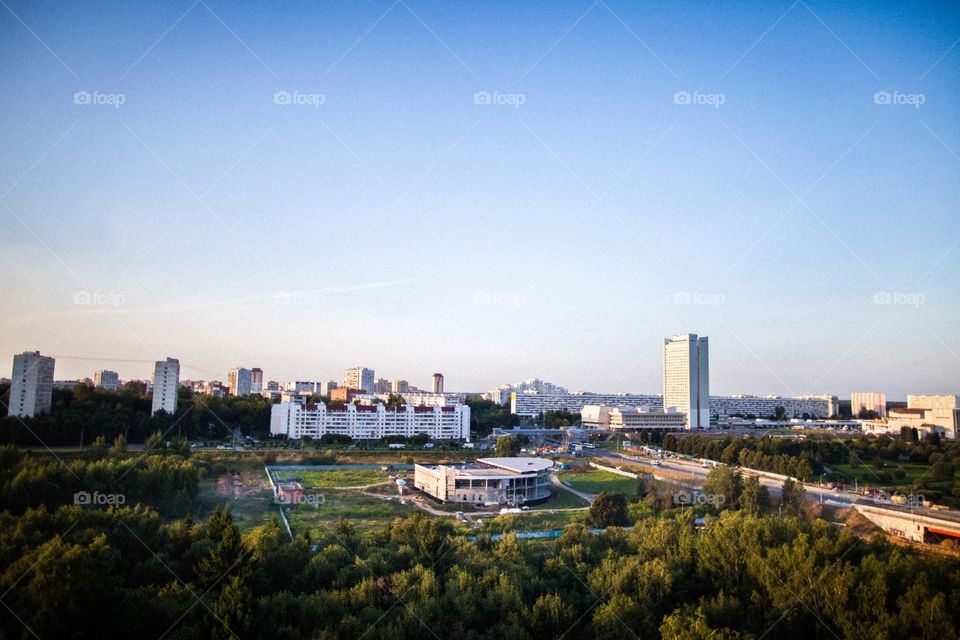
[[485, 509, 587, 534], [536, 487, 590, 509], [832, 462, 934, 487], [561, 470, 638, 495], [285, 491, 415, 536], [273, 468, 394, 488]]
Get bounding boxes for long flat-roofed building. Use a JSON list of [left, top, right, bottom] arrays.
[[414, 457, 553, 505], [270, 401, 470, 441], [581, 405, 686, 431]]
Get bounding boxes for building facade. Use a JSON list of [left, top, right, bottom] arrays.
[[270, 401, 471, 441], [227, 368, 253, 396], [414, 457, 552, 505], [851, 391, 886, 418], [93, 369, 121, 390], [906, 395, 959, 440], [251, 368, 263, 394], [432, 373, 444, 394], [580, 405, 686, 431], [8, 351, 55, 418], [345, 367, 375, 394], [151, 358, 180, 416], [663, 333, 710, 429]]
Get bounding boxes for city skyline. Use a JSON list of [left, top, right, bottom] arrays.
[[2, 1, 958, 399]]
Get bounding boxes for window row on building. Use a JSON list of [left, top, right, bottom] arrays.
[[270, 401, 470, 440]]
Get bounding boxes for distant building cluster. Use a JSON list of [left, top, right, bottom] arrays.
[[483, 378, 569, 405], [862, 395, 959, 440]]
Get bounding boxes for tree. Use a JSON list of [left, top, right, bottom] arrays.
[[774, 405, 787, 421], [588, 493, 628, 527], [495, 435, 521, 457], [702, 466, 743, 510], [781, 477, 805, 516], [738, 475, 771, 515], [211, 575, 253, 640]]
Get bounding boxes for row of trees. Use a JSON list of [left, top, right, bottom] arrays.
[[0, 383, 274, 446], [1, 500, 956, 639]]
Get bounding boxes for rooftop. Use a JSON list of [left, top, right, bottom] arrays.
[[476, 457, 554, 473]]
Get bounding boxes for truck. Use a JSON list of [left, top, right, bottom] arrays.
[[388, 443, 406, 450]]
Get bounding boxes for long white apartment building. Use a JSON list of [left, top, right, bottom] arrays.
[[710, 394, 836, 419], [511, 392, 663, 418], [271, 401, 471, 441], [375, 391, 465, 407], [8, 351, 55, 418], [151, 358, 180, 416], [511, 392, 836, 421]]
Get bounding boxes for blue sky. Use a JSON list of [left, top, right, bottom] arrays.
[[1, 0, 958, 398]]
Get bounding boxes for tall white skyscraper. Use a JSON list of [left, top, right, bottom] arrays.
[[344, 367, 375, 394], [8, 351, 55, 417], [228, 367, 253, 396], [151, 358, 180, 416], [663, 334, 710, 429]]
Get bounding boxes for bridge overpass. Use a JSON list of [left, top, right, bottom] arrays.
[[854, 503, 960, 543]]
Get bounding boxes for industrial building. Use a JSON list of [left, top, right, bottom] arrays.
[[414, 457, 553, 505]]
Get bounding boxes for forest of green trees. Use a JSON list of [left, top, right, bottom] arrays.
[[1, 444, 959, 639]]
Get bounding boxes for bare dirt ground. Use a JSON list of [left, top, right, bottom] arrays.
[[214, 471, 268, 497]]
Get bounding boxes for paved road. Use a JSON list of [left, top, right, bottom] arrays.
[[589, 448, 955, 518]]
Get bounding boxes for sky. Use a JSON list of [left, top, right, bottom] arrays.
[[1, 0, 958, 399]]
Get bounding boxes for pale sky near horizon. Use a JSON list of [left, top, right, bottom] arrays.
[[1, 0, 958, 399]]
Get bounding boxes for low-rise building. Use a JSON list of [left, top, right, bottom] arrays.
[[862, 395, 959, 440], [414, 457, 552, 505], [581, 404, 686, 431]]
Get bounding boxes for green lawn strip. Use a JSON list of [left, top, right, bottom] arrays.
[[561, 469, 638, 495]]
